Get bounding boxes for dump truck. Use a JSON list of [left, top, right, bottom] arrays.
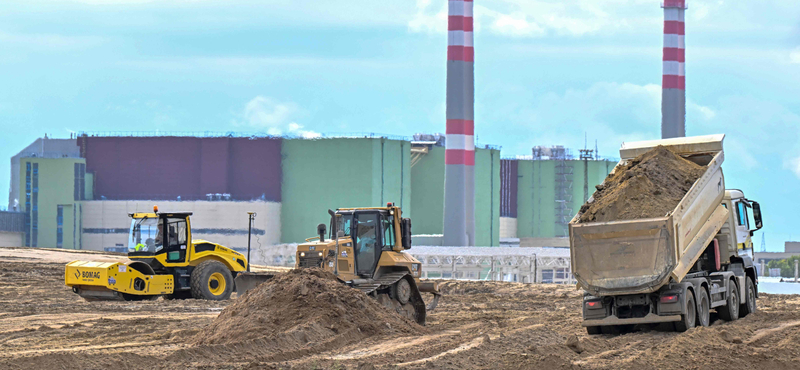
[[66, 208, 248, 301], [570, 134, 763, 334], [236, 203, 441, 325]]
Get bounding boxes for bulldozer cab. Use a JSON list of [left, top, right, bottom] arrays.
[[128, 212, 192, 264], [329, 205, 412, 278]]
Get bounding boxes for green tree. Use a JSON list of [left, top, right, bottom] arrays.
[[767, 255, 800, 278]]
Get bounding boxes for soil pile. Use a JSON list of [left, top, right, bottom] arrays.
[[191, 268, 423, 349], [578, 146, 706, 223]]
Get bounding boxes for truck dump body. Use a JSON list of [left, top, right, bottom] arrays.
[[570, 135, 728, 296]]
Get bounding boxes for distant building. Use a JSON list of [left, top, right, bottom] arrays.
[[754, 242, 800, 276], [8, 133, 617, 252], [498, 147, 617, 248], [0, 211, 25, 247]]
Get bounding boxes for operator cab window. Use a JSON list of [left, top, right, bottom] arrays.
[[382, 215, 395, 251], [332, 214, 353, 239], [355, 213, 379, 276], [736, 201, 749, 228], [165, 218, 188, 262]]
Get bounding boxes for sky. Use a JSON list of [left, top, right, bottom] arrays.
[[1, 0, 799, 251]]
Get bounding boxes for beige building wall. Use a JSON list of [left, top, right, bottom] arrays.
[[80, 200, 281, 251], [499, 217, 518, 239], [0, 232, 24, 247]]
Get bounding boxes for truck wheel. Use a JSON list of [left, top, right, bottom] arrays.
[[586, 326, 601, 335], [718, 280, 739, 321], [696, 287, 710, 327], [674, 290, 696, 332], [739, 277, 757, 317], [191, 260, 234, 300]]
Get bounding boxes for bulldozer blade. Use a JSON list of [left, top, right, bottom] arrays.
[[234, 273, 275, 296], [417, 281, 442, 312]]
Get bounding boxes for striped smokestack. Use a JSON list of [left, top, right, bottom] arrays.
[[443, 0, 475, 246], [661, 0, 687, 139]]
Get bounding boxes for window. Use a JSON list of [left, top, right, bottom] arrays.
[[24, 163, 31, 247], [165, 218, 188, 262], [332, 214, 353, 239], [736, 201, 749, 228], [382, 215, 395, 250], [355, 213, 379, 275], [56, 206, 63, 248], [31, 163, 38, 247], [73, 163, 86, 201], [541, 269, 554, 283]]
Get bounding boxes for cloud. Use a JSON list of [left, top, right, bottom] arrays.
[[243, 96, 297, 129], [287, 122, 321, 139], [785, 157, 800, 178], [790, 47, 800, 64], [408, 0, 659, 38], [0, 31, 105, 51], [238, 96, 319, 138]]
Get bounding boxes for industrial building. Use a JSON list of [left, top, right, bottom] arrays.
[[499, 147, 617, 247], [5, 134, 615, 252]]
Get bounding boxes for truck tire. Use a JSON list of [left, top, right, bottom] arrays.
[[739, 277, 757, 317], [696, 287, 710, 327], [674, 289, 696, 332], [191, 260, 234, 300], [718, 280, 739, 321], [586, 326, 601, 335]]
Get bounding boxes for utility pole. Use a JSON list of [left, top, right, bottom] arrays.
[[246, 212, 255, 272]]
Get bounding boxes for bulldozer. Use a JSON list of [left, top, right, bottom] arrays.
[[65, 207, 249, 301], [236, 203, 441, 325]]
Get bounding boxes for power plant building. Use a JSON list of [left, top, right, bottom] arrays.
[[6, 135, 614, 251]]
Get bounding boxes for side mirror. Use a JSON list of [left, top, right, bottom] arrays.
[[752, 201, 763, 230], [317, 223, 326, 242], [401, 218, 412, 250]]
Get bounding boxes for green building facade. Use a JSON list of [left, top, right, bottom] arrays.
[[18, 157, 88, 249], [410, 146, 501, 246], [280, 137, 412, 243], [514, 158, 616, 239]]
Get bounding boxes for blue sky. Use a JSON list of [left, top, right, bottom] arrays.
[[1, 0, 799, 250]]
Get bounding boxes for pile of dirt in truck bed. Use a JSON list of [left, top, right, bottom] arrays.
[[191, 268, 424, 351], [578, 145, 706, 223]]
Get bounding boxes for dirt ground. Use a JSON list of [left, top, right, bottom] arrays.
[[2, 248, 800, 370]]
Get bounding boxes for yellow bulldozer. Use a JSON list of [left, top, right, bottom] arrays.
[[65, 207, 249, 301], [236, 203, 440, 325]]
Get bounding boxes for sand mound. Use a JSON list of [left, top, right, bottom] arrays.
[[191, 268, 424, 350], [578, 146, 706, 223]]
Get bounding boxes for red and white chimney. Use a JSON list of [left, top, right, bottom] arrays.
[[661, 0, 687, 138], [443, 0, 475, 246]]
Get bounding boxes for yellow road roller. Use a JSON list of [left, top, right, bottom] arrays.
[[65, 208, 248, 301]]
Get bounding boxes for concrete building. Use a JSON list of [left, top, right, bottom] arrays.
[[0, 211, 25, 247], [8, 133, 503, 251], [754, 242, 800, 275], [499, 147, 617, 247], [81, 200, 280, 252]]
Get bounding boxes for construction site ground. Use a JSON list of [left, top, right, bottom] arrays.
[[2, 247, 799, 370]]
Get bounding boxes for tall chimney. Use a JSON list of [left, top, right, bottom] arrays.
[[443, 0, 475, 246], [661, 0, 687, 139]]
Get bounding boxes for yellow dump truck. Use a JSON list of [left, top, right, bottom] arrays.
[[570, 135, 763, 334], [66, 209, 248, 301]]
